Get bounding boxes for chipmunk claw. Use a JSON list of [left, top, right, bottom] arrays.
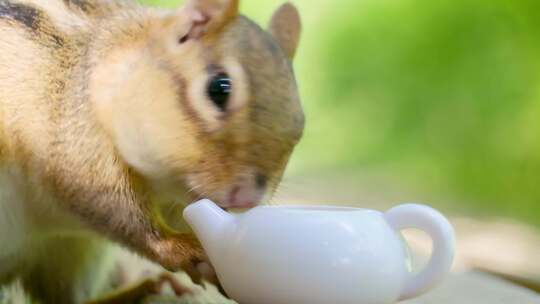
[[181, 258, 227, 297]]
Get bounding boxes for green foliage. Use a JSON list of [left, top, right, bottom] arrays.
[[139, 0, 540, 223], [314, 0, 540, 221]]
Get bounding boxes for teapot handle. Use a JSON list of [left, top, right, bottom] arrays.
[[385, 204, 455, 301]]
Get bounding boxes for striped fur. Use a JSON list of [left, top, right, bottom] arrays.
[[63, 0, 96, 13], [0, 0, 65, 47]]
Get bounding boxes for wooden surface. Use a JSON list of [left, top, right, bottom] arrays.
[[405, 271, 540, 304], [4, 271, 538, 304], [137, 271, 540, 304]]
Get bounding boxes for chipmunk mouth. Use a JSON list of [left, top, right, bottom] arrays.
[[183, 172, 266, 210]]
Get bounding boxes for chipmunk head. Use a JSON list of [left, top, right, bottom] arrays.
[[90, 0, 303, 208]]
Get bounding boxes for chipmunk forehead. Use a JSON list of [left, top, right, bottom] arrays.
[[217, 16, 304, 141], [218, 17, 289, 67], [207, 16, 304, 138]]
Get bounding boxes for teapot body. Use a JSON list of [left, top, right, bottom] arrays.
[[215, 206, 410, 304], [185, 201, 454, 304]]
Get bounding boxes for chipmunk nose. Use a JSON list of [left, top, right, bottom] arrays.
[[226, 186, 263, 208], [255, 173, 268, 190], [225, 174, 267, 208]]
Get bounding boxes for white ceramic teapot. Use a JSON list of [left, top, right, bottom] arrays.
[[184, 200, 455, 304]]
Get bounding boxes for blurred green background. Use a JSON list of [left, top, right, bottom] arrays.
[[141, 0, 540, 225]]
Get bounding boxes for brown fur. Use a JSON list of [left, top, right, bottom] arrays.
[[0, 0, 302, 303]]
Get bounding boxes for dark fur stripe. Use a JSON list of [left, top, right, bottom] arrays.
[[63, 0, 95, 14], [0, 0, 40, 30], [0, 0, 65, 48]]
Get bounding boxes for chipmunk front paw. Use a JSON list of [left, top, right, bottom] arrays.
[[147, 233, 204, 272], [181, 256, 219, 287], [146, 233, 225, 295]]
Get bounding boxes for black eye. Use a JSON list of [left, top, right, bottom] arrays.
[[207, 72, 232, 111], [178, 34, 189, 44]]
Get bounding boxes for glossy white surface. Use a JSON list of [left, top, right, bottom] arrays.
[[184, 200, 455, 304]]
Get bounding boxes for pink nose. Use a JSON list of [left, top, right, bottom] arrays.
[[226, 186, 262, 208]]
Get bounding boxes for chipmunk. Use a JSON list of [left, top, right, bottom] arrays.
[[0, 0, 303, 302]]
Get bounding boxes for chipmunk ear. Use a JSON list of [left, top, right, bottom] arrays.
[[269, 2, 302, 60], [182, 0, 239, 39]]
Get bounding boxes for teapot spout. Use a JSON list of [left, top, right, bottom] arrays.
[[183, 199, 235, 258]]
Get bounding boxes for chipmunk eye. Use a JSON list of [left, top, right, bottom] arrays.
[[207, 72, 232, 111]]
